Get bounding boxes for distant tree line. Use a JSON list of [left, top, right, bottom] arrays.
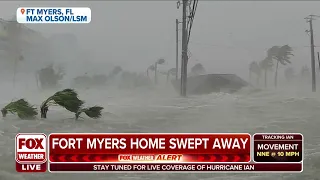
[[247, 45, 312, 88]]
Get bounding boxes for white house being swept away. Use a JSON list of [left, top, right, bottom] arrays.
[[0, 16, 45, 51], [0, 17, 80, 67], [0, 16, 49, 75], [0, 16, 95, 89]]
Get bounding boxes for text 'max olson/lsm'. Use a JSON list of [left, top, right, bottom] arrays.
[[16, 7, 91, 24]]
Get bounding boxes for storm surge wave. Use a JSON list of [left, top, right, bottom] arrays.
[[0, 85, 319, 180]]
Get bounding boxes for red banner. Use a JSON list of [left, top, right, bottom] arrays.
[[15, 133, 304, 173], [48, 133, 251, 163], [48, 163, 302, 172]]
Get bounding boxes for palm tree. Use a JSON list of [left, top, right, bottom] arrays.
[[249, 61, 261, 85], [267, 45, 294, 88], [40, 89, 84, 118], [146, 59, 165, 84], [284, 67, 295, 82], [259, 57, 273, 88], [1, 99, 37, 119], [154, 58, 165, 84]]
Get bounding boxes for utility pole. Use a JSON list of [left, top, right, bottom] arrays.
[[305, 15, 319, 92], [176, 19, 180, 80], [317, 52, 320, 71], [317, 52, 320, 70], [309, 17, 316, 92], [180, 0, 188, 96]]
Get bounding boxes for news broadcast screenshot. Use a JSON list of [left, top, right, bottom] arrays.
[[16, 133, 303, 173], [0, 2, 317, 179]]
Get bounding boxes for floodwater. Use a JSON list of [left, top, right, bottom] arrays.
[[0, 81, 319, 180]]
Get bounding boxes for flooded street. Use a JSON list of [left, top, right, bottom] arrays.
[[0, 84, 319, 180]]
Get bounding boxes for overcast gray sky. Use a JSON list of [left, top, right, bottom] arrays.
[[0, 1, 319, 79]]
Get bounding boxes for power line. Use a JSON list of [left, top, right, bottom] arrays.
[[186, 40, 319, 49], [187, 0, 198, 46]]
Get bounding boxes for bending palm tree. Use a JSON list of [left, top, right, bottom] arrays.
[[1, 99, 37, 119], [259, 57, 273, 88], [267, 45, 294, 88], [40, 89, 84, 118]]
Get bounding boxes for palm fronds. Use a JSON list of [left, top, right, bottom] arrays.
[[75, 106, 103, 120], [40, 89, 84, 118], [1, 99, 38, 119], [37, 64, 65, 89]]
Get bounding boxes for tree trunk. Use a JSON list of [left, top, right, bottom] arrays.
[[40, 107, 47, 119], [274, 61, 279, 88], [264, 69, 267, 88]]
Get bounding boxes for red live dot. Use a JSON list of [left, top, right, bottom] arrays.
[[19, 138, 44, 149]]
